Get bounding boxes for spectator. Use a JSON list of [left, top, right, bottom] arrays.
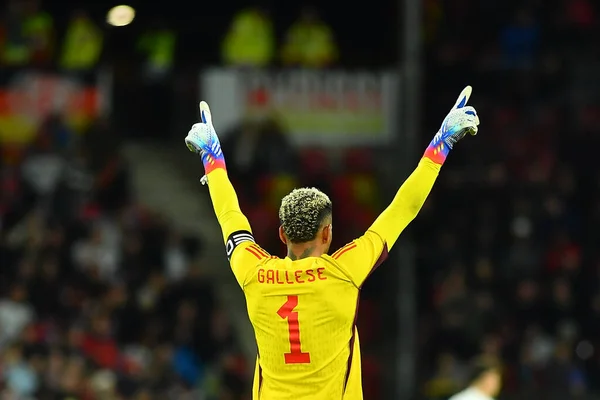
[[0, 284, 34, 347], [221, 6, 274, 67], [60, 9, 103, 72], [281, 6, 338, 68], [448, 358, 502, 400], [423, 353, 465, 400]]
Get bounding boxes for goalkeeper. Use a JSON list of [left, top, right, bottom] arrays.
[[185, 86, 480, 400]]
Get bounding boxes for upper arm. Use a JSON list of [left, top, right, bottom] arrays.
[[331, 230, 389, 287], [366, 158, 441, 250], [225, 230, 271, 287]]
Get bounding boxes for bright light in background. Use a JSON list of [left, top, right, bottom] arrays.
[[107, 5, 136, 27]]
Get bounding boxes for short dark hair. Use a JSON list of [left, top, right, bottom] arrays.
[[279, 188, 332, 244]]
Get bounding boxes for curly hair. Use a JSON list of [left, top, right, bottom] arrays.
[[279, 188, 332, 244]]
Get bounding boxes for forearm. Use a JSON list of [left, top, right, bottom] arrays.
[[206, 169, 252, 244], [368, 157, 441, 248], [364, 85, 479, 250]]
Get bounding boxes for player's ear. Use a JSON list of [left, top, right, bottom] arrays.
[[322, 224, 332, 244], [278, 226, 287, 245]]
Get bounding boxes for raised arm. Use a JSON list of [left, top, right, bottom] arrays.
[[185, 102, 263, 286], [370, 86, 479, 248], [368, 157, 440, 249], [206, 169, 251, 243], [332, 86, 480, 286]]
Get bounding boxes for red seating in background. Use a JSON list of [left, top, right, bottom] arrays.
[[332, 175, 354, 202], [343, 147, 374, 173], [299, 148, 330, 177], [246, 204, 279, 246], [353, 208, 377, 230]]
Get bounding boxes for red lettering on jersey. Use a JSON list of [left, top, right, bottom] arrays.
[[317, 267, 327, 281], [257, 269, 326, 284], [276, 270, 285, 284], [257, 268, 265, 283], [266, 269, 275, 284], [285, 271, 294, 284], [294, 270, 304, 283]]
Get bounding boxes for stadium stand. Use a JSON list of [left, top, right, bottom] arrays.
[[418, 1, 600, 399], [0, 116, 248, 399]]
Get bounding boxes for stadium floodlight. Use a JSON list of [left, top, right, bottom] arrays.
[[107, 5, 135, 27]]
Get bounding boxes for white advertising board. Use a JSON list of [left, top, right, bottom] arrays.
[[200, 68, 400, 146]]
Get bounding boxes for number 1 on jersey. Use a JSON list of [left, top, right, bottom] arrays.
[[277, 295, 311, 364]]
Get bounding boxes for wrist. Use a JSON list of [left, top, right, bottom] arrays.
[[202, 151, 226, 174], [423, 133, 450, 165]]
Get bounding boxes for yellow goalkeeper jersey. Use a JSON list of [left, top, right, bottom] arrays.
[[206, 158, 441, 400]]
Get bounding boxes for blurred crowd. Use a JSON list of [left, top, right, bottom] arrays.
[[418, 0, 600, 399], [0, 0, 339, 74], [0, 119, 248, 399]]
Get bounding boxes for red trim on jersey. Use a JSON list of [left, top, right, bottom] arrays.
[[251, 244, 270, 258], [332, 243, 357, 259], [331, 242, 354, 258], [245, 246, 263, 259]]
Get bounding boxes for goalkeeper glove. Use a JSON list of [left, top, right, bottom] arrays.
[[185, 101, 226, 184], [423, 85, 480, 165]]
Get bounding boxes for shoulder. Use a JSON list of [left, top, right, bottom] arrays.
[[241, 242, 274, 260], [226, 230, 263, 261], [330, 241, 359, 260]]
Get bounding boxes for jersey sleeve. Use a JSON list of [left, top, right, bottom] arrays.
[[207, 168, 263, 286], [333, 158, 441, 287], [331, 230, 388, 287]]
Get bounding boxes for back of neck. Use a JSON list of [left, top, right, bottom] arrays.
[[287, 243, 320, 260]]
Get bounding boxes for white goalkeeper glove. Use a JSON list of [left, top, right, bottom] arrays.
[[185, 101, 226, 184], [423, 85, 480, 164]]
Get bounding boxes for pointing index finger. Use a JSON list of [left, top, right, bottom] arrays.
[[452, 86, 472, 109], [199, 101, 212, 125]]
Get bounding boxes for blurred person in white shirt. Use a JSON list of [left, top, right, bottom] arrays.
[[0, 284, 35, 348], [449, 358, 501, 400]]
